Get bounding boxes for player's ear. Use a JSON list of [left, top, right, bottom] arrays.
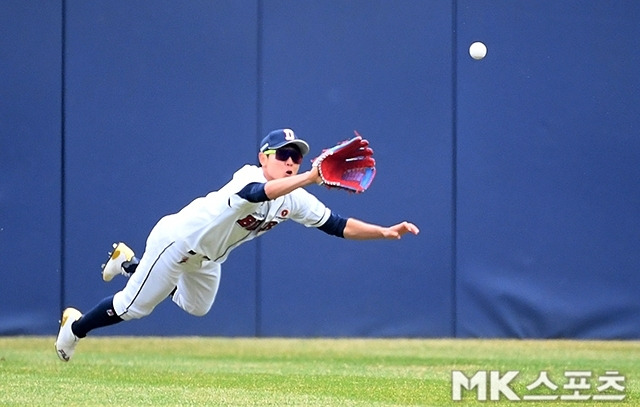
[[258, 152, 268, 167]]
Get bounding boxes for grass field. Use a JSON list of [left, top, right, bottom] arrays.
[[1, 337, 638, 406]]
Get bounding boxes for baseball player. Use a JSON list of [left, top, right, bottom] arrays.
[[55, 129, 419, 362]]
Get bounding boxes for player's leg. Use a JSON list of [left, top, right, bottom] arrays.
[[55, 240, 180, 362], [71, 295, 122, 336], [112, 241, 185, 320], [171, 260, 221, 317]]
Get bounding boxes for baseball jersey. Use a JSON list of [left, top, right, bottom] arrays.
[[160, 164, 332, 263]]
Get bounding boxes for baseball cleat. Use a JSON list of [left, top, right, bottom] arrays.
[[101, 242, 139, 282], [55, 307, 82, 362]]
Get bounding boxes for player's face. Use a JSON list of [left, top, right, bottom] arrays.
[[259, 146, 303, 180]]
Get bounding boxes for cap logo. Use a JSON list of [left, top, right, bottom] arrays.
[[283, 129, 295, 141]]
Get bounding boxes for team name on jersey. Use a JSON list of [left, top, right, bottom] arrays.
[[236, 214, 278, 232], [236, 207, 290, 233]]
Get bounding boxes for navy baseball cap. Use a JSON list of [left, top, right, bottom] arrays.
[[259, 129, 310, 156]]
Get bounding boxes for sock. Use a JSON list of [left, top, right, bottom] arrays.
[[123, 257, 139, 274], [71, 295, 123, 338]]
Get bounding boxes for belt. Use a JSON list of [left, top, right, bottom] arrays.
[[188, 250, 210, 261]]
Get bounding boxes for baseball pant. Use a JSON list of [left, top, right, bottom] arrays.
[[113, 220, 221, 320]]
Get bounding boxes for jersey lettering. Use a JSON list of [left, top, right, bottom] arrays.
[[237, 215, 279, 232], [236, 214, 261, 230], [259, 221, 278, 232]]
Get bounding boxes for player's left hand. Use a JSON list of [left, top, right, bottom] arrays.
[[383, 221, 420, 239], [312, 132, 376, 193]]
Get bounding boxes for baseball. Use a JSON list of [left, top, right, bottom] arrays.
[[469, 41, 487, 60]]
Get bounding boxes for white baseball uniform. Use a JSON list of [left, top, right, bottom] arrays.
[[113, 164, 332, 320]]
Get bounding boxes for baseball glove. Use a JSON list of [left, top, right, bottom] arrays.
[[312, 131, 376, 193]]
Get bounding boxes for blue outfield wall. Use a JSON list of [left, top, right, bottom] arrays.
[[1, 1, 639, 338]]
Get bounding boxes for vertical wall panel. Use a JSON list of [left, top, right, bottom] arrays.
[[64, 0, 259, 335], [456, 1, 640, 338], [0, 2, 62, 334], [259, 1, 454, 336]]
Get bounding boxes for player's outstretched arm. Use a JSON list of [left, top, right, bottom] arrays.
[[343, 218, 419, 240], [263, 167, 322, 200]]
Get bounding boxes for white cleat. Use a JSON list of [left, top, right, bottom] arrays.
[[55, 307, 82, 362], [101, 242, 137, 282]]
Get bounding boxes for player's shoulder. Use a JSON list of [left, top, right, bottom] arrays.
[[232, 164, 266, 182], [234, 164, 261, 176], [215, 164, 265, 197]]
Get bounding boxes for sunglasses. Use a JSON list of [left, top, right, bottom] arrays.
[[263, 148, 303, 164]]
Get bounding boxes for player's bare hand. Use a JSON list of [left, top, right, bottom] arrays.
[[383, 221, 420, 239]]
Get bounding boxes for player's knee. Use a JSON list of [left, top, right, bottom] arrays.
[[171, 291, 214, 317], [182, 302, 212, 317], [186, 306, 211, 317]]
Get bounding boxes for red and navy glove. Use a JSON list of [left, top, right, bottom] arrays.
[[312, 131, 376, 193]]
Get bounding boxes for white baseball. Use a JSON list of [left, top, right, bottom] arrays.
[[469, 41, 487, 60]]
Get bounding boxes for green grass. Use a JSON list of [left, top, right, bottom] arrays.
[[1, 337, 639, 406]]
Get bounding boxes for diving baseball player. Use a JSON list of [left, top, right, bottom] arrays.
[[55, 129, 419, 362]]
